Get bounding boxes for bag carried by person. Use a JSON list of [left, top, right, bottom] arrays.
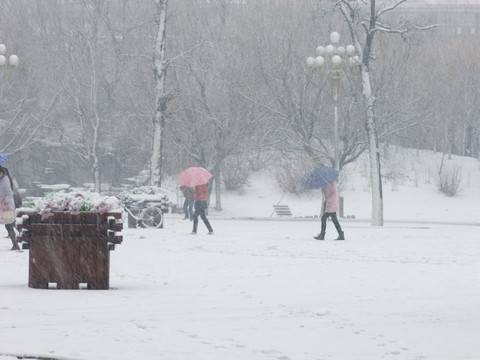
[[0, 199, 16, 224]]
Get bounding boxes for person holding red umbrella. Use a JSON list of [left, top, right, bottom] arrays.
[[192, 183, 214, 235], [178, 167, 214, 235], [180, 185, 194, 220]]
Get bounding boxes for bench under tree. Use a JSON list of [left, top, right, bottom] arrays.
[[272, 205, 292, 216]]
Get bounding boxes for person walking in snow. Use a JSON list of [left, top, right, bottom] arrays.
[[314, 181, 345, 240], [0, 166, 20, 250], [192, 183, 214, 235], [180, 185, 194, 220]]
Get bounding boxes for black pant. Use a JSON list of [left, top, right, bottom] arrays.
[[183, 199, 193, 219], [5, 222, 15, 232], [192, 201, 213, 233], [320, 212, 343, 235]]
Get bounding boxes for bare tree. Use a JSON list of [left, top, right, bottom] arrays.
[[167, 1, 267, 211], [248, 3, 368, 171], [0, 1, 59, 159], [149, 0, 169, 187], [0, 71, 51, 155], [337, 0, 436, 226], [3, 0, 469, 200], [54, 0, 133, 192], [420, 36, 480, 159]]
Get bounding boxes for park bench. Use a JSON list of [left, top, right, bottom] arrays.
[[272, 205, 292, 216]]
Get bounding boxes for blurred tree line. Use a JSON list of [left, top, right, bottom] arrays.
[[0, 0, 478, 200]]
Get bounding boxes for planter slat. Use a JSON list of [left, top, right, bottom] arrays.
[[19, 224, 123, 237]]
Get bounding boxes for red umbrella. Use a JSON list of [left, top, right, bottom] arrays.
[[178, 167, 213, 187]]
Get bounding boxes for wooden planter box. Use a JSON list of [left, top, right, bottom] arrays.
[[16, 211, 123, 290]]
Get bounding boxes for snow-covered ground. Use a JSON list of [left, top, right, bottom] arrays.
[[1, 149, 479, 360], [214, 148, 480, 225]]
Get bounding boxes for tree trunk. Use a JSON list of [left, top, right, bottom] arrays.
[[149, 0, 168, 187], [340, 0, 384, 226], [93, 158, 101, 193], [213, 166, 222, 211], [363, 75, 384, 226]]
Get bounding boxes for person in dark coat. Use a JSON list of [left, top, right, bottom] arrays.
[[180, 186, 194, 220], [192, 183, 214, 235], [314, 181, 345, 240], [0, 166, 20, 250]]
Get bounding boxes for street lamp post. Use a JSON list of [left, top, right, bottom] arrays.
[[0, 43, 19, 68], [306, 32, 358, 171]]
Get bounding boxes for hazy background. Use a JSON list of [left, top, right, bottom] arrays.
[[1, 0, 478, 202]]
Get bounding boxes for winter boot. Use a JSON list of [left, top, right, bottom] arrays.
[[314, 232, 325, 240], [8, 230, 20, 250], [335, 231, 345, 240]]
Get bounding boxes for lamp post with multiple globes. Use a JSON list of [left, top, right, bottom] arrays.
[[306, 31, 358, 171], [0, 43, 19, 68]]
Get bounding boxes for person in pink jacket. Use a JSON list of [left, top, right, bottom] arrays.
[[192, 183, 214, 235], [314, 181, 345, 240]]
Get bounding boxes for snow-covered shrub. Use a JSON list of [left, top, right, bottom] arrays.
[[32, 191, 121, 219], [436, 166, 462, 197], [275, 155, 312, 194], [222, 155, 251, 192]]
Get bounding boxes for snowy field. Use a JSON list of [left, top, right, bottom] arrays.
[[1, 216, 479, 360], [1, 149, 480, 360]]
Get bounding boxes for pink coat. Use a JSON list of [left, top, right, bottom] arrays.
[[322, 182, 338, 213]]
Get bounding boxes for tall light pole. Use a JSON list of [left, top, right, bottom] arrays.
[[0, 43, 19, 68], [306, 32, 358, 171]]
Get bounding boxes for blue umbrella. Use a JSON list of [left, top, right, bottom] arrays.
[[300, 166, 339, 190], [0, 153, 8, 165]]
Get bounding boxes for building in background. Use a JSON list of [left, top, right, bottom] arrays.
[[391, 0, 480, 37]]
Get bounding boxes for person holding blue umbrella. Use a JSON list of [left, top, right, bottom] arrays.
[[300, 166, 344, 241], [0, 153, 9, 164], [314, 181, 344, 240], [0, 165, 20, 250]]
